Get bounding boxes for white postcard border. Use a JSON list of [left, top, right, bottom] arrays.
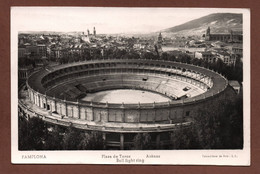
[[11, 7, 250, 165]]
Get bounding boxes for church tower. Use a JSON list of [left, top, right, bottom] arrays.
[[157, 32, 163, 49], [93, 27, 96, 36], [206, 27, 210, 35], [230, 29, 233, 42], [205, 27, 211, 41], [87, 29, 90, 36]]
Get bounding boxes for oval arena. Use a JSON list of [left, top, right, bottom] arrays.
[[19, 59, 234, 149]]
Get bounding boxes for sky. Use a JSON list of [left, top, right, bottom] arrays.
[[11, 7, 244, 34]]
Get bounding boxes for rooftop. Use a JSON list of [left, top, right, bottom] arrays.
[[229, 80, 240, 87]]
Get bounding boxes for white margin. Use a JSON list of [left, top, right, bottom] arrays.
[[11, 7, 250, 165]]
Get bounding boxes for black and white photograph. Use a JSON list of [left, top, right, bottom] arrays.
[[11, 7, 250, 165]]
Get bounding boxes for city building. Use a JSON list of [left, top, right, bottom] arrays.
[[37, 44, 47, 58], [194, 51, 216, 63], [18, 65, 34, 81], [229, 80, 241, 94], [18, 46, 26, 58], [205, 27, 243, 42], [81, 27, 97, 43], [217, 51, 236, 66]]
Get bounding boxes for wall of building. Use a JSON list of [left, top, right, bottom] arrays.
[[27, 84, 231, 125]]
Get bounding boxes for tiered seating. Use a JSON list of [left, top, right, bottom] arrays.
[[67, 87, 86, 99], [48, 82, 86, 99], [70, 88, 82, 95], [46, 70, 207, 101], [59, 92, 71, 99], [83, 82, 99, 90], [186, 88, 202, 97], [75, 84, 87, 92], [65, 90, 78, 99]]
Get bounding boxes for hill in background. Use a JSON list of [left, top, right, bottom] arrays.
[[160, 13, 242, 37]]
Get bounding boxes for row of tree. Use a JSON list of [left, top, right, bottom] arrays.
[[18, 117, 105, 150]]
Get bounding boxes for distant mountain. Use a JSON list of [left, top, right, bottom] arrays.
[[161, 13, 242, 37], [19, 31, 63, 35], [19, 31, 84, 36]]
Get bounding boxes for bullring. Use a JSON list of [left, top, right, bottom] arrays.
[[19, 58, 232, 149]]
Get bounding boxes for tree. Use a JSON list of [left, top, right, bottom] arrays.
[[170, 125, 199, 149], [168, 54, 176, 62], [63, 127, 82, 150], [78, 131, 105, 150], [217, 96, 243, 149], [18, 117, 48, 150], [169, 129, 182, 149], [44, 125, 64, 150], [132, 133, 152, 150], [161, 52, 169, 61], [62, 128, 105, 150], [142, 52, 157, 60], [193, 108, 223, 149], [18, 117, 30, 150], [193, 96, 243, 149], [178, 53, 191, 63]]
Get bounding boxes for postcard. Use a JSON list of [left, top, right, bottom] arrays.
[[11, 7, 250, 165]]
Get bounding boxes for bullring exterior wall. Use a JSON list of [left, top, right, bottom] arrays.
[[27, 85, 231, 126]]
